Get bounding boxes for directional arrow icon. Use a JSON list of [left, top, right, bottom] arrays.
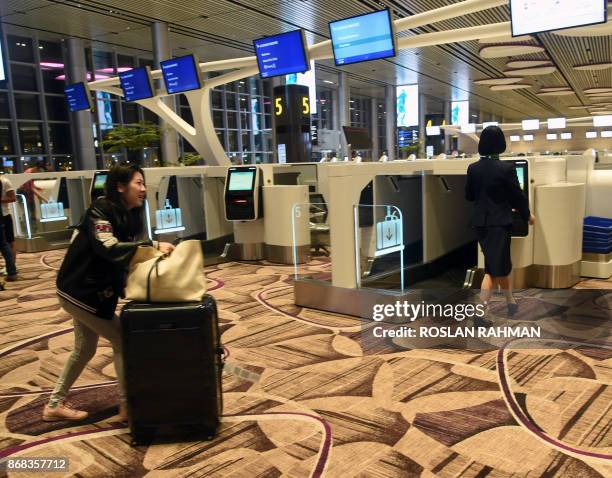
[[386, 227, 393, 241]]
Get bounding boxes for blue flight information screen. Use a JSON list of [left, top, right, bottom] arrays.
[[254, 30, 309, 79], [160, 55, 201, 94], [329, 9, 396, 66], [64, 82, 91, 112], [119, 67, 154, 102]]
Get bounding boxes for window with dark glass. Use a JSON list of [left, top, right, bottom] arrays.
[[211, 90, 223, 109], [117, 54, 135, 69], [212, 110, 223, 128], [15, 93, 41, 119], [239, 95, 249, 112], [93, 50, 113, 78], [263, 80, 271, 98], [42, 68, 66, 94], [39, 40, 63, 64], [180, 107, 194, 125], [12, 64, 38, 91], [122, 102, 139, 124], [142, 108, 158, 124], [216, 129, 226, 149], [48, 123, 72, 154], [182, 138, 196, 152], [241, 132, 250, 151], [0, 122, 14, 154], [0, 93, 10, 118], [227, 111, 237, 130], [139, 58, 154, 68], [8, 35, 35, 63], [240, 113, 248, 130], [18, 123, 45, 154], [226, 92, 237, 111], [227, 130, 238, 151]]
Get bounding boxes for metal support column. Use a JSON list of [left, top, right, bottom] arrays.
[[66, 38, 97, 170], [385, 85, 396, 161], [338, 72, 350, 159], [370, 97, 379, 160], [152, 22, 179, 165]]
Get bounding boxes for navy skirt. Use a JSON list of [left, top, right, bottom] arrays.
[[475, 225, 512, 277]]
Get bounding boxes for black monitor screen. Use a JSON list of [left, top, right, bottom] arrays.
[[92, 171, 108, 199], [343, 126, 372, 150]]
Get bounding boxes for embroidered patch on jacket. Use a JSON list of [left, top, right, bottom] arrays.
[[94, 222, 113, 234]]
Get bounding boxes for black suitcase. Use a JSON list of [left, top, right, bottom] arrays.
[[120, 295, 223, 445]]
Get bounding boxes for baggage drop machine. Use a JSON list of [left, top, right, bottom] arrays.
[[223, 166, 264, 260]]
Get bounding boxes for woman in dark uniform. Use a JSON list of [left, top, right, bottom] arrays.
[[465, 126, 535, 321]]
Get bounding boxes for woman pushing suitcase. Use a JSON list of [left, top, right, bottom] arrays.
[[43, 163, 174, 422]]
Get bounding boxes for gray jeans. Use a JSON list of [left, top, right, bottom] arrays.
[[48, 297, 126, 407]]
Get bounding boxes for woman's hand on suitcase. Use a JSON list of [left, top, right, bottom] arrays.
[[528, 214, 535, 226], [158, 242, 175, 255]]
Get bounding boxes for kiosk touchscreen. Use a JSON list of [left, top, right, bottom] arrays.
[[508, 160, 529, 237], [91, 170, 108, 201], [224, 166, 261, 221]]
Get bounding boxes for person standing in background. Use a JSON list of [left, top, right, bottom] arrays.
[[465, 126, 535, 324], [0, 174, 18, 281], [19, 161, 48, 233]]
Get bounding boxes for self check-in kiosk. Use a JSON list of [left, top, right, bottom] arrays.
[[91, 171, 108, 201], [223, 166, 265, 260], [508, 160, 529, 237], [224, 166, 262, 221]]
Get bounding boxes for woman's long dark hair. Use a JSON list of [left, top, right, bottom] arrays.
[[103, 163, 145, 237]]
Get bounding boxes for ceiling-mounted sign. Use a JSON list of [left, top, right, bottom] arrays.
[[329, 9, 396, 66], [510, 0, 607, 36], [522, 119, 540, 131], [160, 54, 202, 94], [254, 29, 310, 79], [119, 66, 155, 102]]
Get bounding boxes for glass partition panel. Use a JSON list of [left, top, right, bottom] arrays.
[[292, 201, 331, 281], [153, 175, 206, 241], [354, 204, 404, 292], [11, 176, 87, 246], [12, 194, 32, 240]]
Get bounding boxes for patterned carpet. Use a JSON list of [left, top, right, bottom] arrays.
[[0, 250, 611, 477]]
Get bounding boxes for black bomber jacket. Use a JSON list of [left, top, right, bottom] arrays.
[[56, 198, 153, 319]]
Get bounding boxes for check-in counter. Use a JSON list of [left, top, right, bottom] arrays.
[[293, 156, 589, 316]]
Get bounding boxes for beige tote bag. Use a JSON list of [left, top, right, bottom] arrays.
[[125, 240, 206, 303]]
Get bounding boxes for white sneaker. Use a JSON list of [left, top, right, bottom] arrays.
[[42, 401, 88, 422]]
